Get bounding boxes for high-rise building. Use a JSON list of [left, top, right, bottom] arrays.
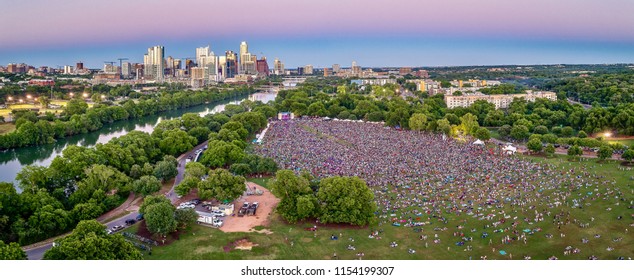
[[273, 58, 285, 75], [143, 45, 165, 81], [185, 59, 195, 75], [195, 45, 218, 83], [121, 62, 132, 79], [103, 63, 118, 74], [76, 62, 84, 70], [238, 41, 256, 75], [351, 61, 361, 75], [303, 65, 314, 75], [332, 64, 341, 73], [324, 68, 330, 77], [63, 65, 74, 74], [225, 51, 238, 78], [256, 56, 269, 76]]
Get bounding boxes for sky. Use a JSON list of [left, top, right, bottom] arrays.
[[1, 0, 634, 68]]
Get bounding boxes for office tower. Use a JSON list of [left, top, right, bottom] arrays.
[[256, 56, 269, 76], [103, 63, 118, 74], [64, 65, 74, 74], [195, 45, 218, 83], [351, 61, 361, 75], [239, 41, 256, 75], [185, 59, 195, 75], [121, 62, 132, 79], [332, 64, 340, 73], [273, 58, 284, 75], [76, 62, 84, 70], [226, 51, 238, 78], [303, 65, 314, 75], [143, 45, 165, 81], [217, 56, 227, 80]]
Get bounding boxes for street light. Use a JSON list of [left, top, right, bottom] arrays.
[[70, 92, 74, 98], [83, 93, 88, 98], [604, 132, 612, 138]]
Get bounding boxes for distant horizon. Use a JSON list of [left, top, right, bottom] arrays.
[[2, 0, 634, 68]]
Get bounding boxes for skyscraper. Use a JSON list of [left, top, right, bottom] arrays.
[[195, 45, 218, 83], [121, 62, 132, 79], [225, 51, 238, 78], [239, 41, 256, 75], [143, 45, 165, 81], [274, 58, 285, 75]]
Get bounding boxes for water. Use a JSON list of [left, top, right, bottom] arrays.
[[0, 90, 278, 186]]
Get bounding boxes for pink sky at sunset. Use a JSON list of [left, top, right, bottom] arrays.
[[1, 0, 633, 49]]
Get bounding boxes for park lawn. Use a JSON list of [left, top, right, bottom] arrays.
[[0, 122, 15, 134], [135, 154, 633, 260], [608, 139, 634, 148], [247, 177, 272, 189]]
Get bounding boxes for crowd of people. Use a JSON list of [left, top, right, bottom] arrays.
[[253, 118, 631, 259]]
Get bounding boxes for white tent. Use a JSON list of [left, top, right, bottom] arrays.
[[503, 145, 517, 155], [473, 139, 485, 145]]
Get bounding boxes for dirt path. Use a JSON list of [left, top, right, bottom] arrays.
[[219, 182, 280, 233]]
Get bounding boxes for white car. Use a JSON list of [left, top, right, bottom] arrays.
[[211, 210, 225, 217], [177, 204, 195, 210]]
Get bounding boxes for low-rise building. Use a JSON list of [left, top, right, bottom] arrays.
[[444, 91, 557, 109]]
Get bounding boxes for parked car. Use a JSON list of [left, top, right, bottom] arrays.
[[211, 210, 225, 217], [125, 219, 136, 225], [190, 199, 201, 205], [136, 214, 144, 221], [109, 225, 124, 233]]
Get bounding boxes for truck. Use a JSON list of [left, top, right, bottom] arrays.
[[247, 202, 259, 216], [238, 202, 249, 217]]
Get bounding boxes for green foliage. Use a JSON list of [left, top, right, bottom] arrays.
[[622, 149, 634, 162], [567, 145, 583, 159], [408, 113, 428, 131], [597, 145, 613, 161], [270, 170, 312, 223], [200, 140, 245, 168], [436, 118, 451, 135], [474, 127, 491, 141], [533, 125, 549, 135], [158, 129, 197, 156], [64, 99, 88, 116], [144, 202, 177, 236], [316, 176, 377, 226], [175, 208, 198, 228], [43, 220, 142, 260], [510, 125, 530, 140], [527, 138, 543, 153], [153, 159, 178, 182], [577, 130, 588, 138], [197, 169, 245, 202], [459, 113, 479, 136], [139, 195, 171, 215], [544, 144, 556, 157], [0, 240, 27, 260], [133, 175, 162, 196], [184, 162, 207, 179]]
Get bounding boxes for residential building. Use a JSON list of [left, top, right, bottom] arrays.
[[303, 65, 314, 75], [256, 56, 269, 76], [273, 58, 284, 75], [444, 91, 557, 109], [323, 68, 330, 77], [121, 62, 132, 79], [143, 45, 165, 81]]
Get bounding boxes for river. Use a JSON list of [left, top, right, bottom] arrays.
[[0, 90, 278, 187]]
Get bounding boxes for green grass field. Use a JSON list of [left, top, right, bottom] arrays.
[[125, 155, 633, 260], [0, 122, 15, 135], [607, 139, 634, 148]]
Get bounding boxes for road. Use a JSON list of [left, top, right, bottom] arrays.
[[25, 141, 208, 259]]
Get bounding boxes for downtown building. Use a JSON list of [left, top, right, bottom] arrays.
[[143, 45, 165, 81]]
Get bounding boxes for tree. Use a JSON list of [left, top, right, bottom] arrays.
[[0, 240, 27, 260], [527, 138, 543, 154], [474, 127, 491, 141], [70, 202, 104, 222], [158, 129, 197, 156], [229, 163, 252, 176], [153, 160, 178, 182], [43, 220, 141, 260], [175, 176, 199, 197], [510, 125, 530, 140], [184, 162, 207, 179], [567, 145, 583, 160], [39, 96, 50, 109], [144, 202, 177, 236], [435, 118, 451, 135], [533, 125, 549, 135], [175, 208, 198, 228], [187, 127, 211, 143], [133, 175, 162, 196], [498, 124, 512, 138], [317, 176, 376, 226], [577, 130, 588, 138], [270, 170, 313, 223], [459, 113, 479, 135], [139, 195, 171, 215], [221, 121, 248, 139], [561, 126, 574, 137], [622, 149, 634, 162], [597, 145, 613, 161], [408, 113, 428, 131], [200, 140, 245, 168], [544, 144, 556, 157], [198, 169, 245, 202], [64, 99, 88, 116]]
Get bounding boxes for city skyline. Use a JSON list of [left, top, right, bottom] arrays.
[[1, 0, 634, 67]]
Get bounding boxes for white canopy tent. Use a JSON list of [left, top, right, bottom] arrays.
[[473, 139, 485, 145], [503, 145, 517, 155]]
